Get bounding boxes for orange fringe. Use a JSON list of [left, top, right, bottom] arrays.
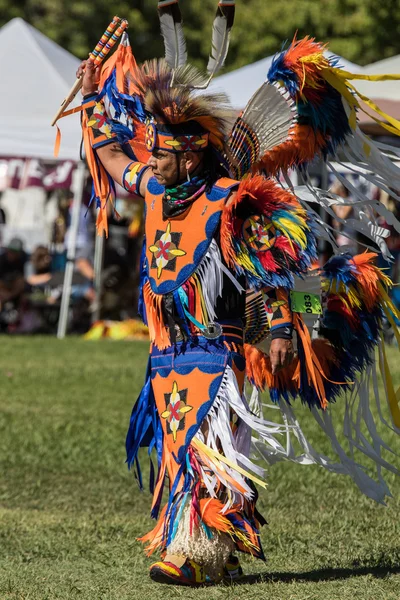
[[81, 109, 112, 238], [257, 124, 326, 176], [143, 281, 171, 350], [139, 504, 168, 556], [244, 316, 349, 410], [293, 313, 328, 408], [244, 343, 297, 393]]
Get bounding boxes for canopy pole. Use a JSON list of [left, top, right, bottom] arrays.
[[92, 229, 105, 323], [57, 161, 86, 339]]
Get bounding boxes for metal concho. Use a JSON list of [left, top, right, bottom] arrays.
[[202, 322, 222, 339]]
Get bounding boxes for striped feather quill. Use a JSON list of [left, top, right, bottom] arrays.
[[207, 1, 235, 77], [158, 0, 187, 70]]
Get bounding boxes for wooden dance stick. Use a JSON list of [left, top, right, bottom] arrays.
[[51, 17, 128, 126], [90, 19, 128, 65]]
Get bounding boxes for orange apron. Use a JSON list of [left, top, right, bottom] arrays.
[[143, 176, 238, 294]]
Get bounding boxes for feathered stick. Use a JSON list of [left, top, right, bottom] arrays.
[[207, 1, 236, 79], [158, 0, 187, 70], [51, 17, 128, 126]]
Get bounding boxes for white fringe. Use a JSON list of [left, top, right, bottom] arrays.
[[195, 239, 244, 322], [194, 365, 287, 510], [250, 340, 400, 504], [193, 354, 399, 507], [281, 108, 400, 260]]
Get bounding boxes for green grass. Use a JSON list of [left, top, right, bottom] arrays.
[[1, 336, 400, 600]]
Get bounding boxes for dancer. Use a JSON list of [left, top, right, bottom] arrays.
[[73, 1, 400, 586]]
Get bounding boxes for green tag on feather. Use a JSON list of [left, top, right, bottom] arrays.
[[290, 291, 322, 315]]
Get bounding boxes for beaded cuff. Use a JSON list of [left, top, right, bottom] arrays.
[[122, 162, 149, 195], [82, 95, 117, 149], [267, 288, 293, 335]]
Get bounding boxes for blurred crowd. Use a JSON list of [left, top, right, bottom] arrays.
[[0, 177, 399, 336], [0, 188, 143, 334]]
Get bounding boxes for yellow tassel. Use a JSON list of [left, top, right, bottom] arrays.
[[324, 67, 400, 137], [191, 438, 267, 489], [379, 340, 400, 428]]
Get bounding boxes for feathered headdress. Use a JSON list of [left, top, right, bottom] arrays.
[[130, 59, 233, 154], [132, 0, 237, 156]]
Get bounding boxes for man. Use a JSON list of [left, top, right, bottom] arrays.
[[78, 58, 303, 584], [0, 238, 27, 308], [73, 12, 400, 582]]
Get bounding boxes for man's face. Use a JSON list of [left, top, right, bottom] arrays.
[[148, 150, 181, 187]]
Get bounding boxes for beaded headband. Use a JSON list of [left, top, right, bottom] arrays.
[[145, 121, 210, 153]]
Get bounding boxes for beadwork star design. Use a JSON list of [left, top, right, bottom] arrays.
[[149, 222, 186, 279], [161, 381, 193, 442], [243, 215, 276, 251], [87, 102, 113, 139], [164, 134, 208, 152]]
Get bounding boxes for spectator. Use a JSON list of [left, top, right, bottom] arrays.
[[0, 194, 6, 225], [26, 245, 52, 287], [0, 238, 27, 307], [0, 194, 5, 248], [23, 243, 95, 334]]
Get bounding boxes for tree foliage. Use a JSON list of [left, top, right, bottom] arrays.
[[1, 0, 400, 70]]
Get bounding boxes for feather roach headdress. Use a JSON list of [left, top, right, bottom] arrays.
[[129, 0, 237, 155], [130, 59, 234, 155]]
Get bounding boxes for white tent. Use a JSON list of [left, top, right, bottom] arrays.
[[0, 18, 86, 338], [209, 52, 363, 108], [0, 17, 82, 160]]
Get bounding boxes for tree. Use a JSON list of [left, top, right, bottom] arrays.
[[0, 0, 399, 71]]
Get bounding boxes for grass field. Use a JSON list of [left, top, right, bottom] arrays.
[[1, 336, 400, 600]]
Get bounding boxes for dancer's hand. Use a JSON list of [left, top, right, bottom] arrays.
[[76, 59, 100, 96], [270, 339, 294, 375]]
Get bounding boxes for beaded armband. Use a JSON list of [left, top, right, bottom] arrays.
[[82, 94, 117, 149], [266, 288, 293, 339], [122, 162, 149, 196]]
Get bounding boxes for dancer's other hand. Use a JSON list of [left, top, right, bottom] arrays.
[[270, 338, 294, 375]]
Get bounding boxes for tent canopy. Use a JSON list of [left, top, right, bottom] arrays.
[[209, 52, 363, 108], [0, 18, 82, 161]]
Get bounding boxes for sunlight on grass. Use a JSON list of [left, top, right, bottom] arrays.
[[1, 336, 400, 600]]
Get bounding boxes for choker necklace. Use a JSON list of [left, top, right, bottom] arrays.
[[163, 172, 212, 219]]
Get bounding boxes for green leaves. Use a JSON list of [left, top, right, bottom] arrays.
[[1, 1, 399, 72]]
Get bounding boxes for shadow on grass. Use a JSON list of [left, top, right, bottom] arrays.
[[233, 565, 400, 585]]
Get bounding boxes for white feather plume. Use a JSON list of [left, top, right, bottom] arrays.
[[159, 4, 187, 70], [207, 13, 231, 76]]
